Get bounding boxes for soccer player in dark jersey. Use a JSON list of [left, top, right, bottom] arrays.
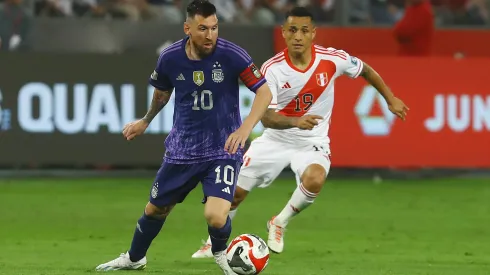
[[95, 1, 272, 274]]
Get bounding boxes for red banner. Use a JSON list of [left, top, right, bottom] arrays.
[[273, 27, 490, 57], [330, 56, 490, 168]]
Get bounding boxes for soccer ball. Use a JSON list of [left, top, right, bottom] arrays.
[[226, 234, 270, 275]]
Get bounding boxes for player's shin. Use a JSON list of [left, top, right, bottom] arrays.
[[202, 203, 238, 246], [274, 184, 317, 227], [208, 216, 232, 254], [204, 196, 234, 254], [129, 206, 171, 262], [198, 205, 237, 254], [227, 186, 246, 221], [274, 164, 326, 227], [194, 187, 248, 258]]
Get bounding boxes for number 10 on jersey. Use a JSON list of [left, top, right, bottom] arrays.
[[192, 90, 213, 110]]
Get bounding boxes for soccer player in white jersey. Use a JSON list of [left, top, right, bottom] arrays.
[[192, 7, 409, 257]]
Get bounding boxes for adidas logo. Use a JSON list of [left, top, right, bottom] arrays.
[[222, 187, 231, 194], [176, 73, 185, 81], [282, 82, 291, 89]]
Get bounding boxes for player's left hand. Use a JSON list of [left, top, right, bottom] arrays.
[[388, 97, 409, 121], [225, 125, 252, 154]]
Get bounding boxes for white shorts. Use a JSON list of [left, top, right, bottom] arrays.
[[238, 135, 331, 191]]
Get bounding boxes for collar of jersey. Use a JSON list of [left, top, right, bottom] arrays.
[[284, 45, 316, 73]]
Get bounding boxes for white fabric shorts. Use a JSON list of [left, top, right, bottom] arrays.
[[238, 135, 331, 191]]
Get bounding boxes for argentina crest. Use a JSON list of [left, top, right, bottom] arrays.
[[212, 61, 224, 83], [151, 182, 159, 199], [212, 69, 224, 83], [193, 71, 205, 86]]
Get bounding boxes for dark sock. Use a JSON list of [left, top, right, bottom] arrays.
[[208, 217, 232, 254], [128, 213, 165, 262]]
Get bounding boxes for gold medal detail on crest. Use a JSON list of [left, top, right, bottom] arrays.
[[193, 71, 205, 86]]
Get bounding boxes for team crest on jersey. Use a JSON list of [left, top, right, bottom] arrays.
[[212, 69, 224, 83], [316, 72, 329, 87], [193, 71, 205, 86], [212, 61, 224, 83], [151, 182, 159, 199]]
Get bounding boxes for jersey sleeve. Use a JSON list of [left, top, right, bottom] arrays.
[[335, 49, 364, 79], [260, 64, 278, 109], [149, 53, 174, 91]]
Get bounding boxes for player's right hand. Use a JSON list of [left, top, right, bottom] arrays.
[[225, 125, 252, 154], [295, 115, 323, 130], [122, 119, 149, 141]]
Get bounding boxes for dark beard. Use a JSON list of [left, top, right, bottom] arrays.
[[192, 41, 215, 59]]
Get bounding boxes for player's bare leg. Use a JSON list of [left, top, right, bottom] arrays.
[[96, 202, 174, 271], [192, 190, 245, 258], [192, 176, 258, 259], [205, 196, 239, 274], [267, 164, 327, 253]]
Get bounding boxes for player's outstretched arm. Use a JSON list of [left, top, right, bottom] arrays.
[[122, 88, 172, 141], [261, 110, 322, 130], [360, 62, 410, 121]]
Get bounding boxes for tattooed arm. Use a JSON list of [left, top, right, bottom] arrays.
[[142, 89, 173, 124], [122, 88, 172, 140]]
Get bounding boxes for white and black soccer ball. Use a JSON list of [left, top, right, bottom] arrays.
[[226, 234, 270, 275]]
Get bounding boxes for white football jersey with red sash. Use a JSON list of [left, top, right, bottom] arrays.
[[260, 45, 364, 147]]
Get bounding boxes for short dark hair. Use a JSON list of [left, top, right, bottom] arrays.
[[186, 0, 217, 19], [285, 6, 314, 21]]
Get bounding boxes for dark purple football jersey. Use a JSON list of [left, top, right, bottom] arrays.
[[149, 37, 266, 164]]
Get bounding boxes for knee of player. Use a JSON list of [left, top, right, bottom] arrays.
[[144, 202, 174, 219], [204, 197, 231, 227], [205, 211, 228, 228], [302, 164, 327, 188]]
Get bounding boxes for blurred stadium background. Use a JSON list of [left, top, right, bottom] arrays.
[[0, 1, 489, 274]]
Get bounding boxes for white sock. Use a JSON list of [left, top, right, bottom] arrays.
[[274, 183, 317, 227], [229, 209, 238, 220], [206, 209, 238, 245]]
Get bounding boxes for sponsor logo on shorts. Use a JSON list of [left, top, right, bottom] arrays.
[[222, 187, 231, 194]]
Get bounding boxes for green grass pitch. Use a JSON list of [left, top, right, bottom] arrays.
[[0, 178, 489, 275]]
